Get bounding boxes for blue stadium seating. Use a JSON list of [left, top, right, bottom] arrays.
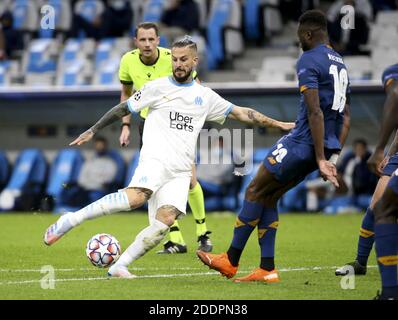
[[79, 0, 100, 23], [95, 39, 115, 67], [12, 0, 29, 29], [0, 149, 47, 211], [207, 0, 233, 68], [244, 0, 260, 40], [143, 0, 166, 22], [0, 151, 10, 192], [46, 148, 84, 213]]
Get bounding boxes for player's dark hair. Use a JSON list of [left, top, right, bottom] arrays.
[[298, 9, 328, 32], [135, 22, 159, 37], [172, 35, 197, 52]]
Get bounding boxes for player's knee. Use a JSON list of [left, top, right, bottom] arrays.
[[245, 181, 261, 202], [124, 187, 152, 209], [155, 205, 180, 226]]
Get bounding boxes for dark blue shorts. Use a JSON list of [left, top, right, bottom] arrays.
[[387, 169, 398, 194], [263, 136, 338, 184], [382, 152, 398, 176]]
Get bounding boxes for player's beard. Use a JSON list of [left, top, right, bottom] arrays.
[[173, 67, 193, 83]]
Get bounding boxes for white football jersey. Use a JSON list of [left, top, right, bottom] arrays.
[[127, 76, 233, 173]]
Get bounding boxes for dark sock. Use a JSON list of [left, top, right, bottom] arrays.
[[356, 207, 375, 266]]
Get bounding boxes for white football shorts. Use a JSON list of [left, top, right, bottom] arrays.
[[127, 159, 190, 222]]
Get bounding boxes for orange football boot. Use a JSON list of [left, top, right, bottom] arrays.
[[196, 250, 238, 279], [234, 268, 280, 283]]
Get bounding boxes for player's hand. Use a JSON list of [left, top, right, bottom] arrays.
[[318, 159, 339, 188], [279, 122, 295, 131], [119, 126, 130, 147], [367, 148, 385, 176], [69, 129, 94, 146]]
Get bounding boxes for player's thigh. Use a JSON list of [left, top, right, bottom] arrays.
[[154, 176, 191, 223], [370, 175, 390, 209], [374, 170, 398, 224], [128, 159, 168, 194], [251, 138, 315, 204]]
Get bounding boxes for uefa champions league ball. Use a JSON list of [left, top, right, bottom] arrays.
[[86, 233, 121, 268]]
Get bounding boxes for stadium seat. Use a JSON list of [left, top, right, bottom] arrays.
[[244, 0, 261, 40], [0, 61, 11, 86], [194, 0, 209, 32], [224, 0, 244, 58], [11, 0, 39, 32], [23, 39, 59, 86], [257, 56, 296, 82], [207, 0, 235, 67], [92, 58, 120, 85], [45, 148, 84, 213], [0, 149, 47, 211], [375, 10, 398, 27], [344, 56, 372, 81], [261, 0, 283, 37], [56, 38, 95, 86], [0, 151, 10, 193], [74, 0, 105, 38], [95, 38, 116, 67], [74, 0, 104, 23], [142, 0, 166, 22]]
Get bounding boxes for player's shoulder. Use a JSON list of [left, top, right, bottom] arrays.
[[120, 49, 139, 62], [382, 63, 398, 87], [158, 47, 171, 56]]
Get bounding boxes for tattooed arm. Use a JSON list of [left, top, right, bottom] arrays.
[[227, 106, 295, 131], [70, 101, 131, 146]]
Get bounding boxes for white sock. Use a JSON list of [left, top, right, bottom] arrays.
[[66, 191, 130, 226], [115, 219, 169, 267]]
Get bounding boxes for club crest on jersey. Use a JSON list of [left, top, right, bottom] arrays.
[[169, 111, 194, 132], [195, 96, 203, 106]]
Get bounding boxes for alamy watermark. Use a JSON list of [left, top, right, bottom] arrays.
[[40, 265, 55, 289], [339, 265, 355, 290], [40, 5, 55, 30], [340, 5, 355, 30], [197, 129, 254, 176]]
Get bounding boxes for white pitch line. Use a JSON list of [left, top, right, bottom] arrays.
[[0, 265, 378, 274], [0, 272, 218, 286], [0, 265, 378, 286]]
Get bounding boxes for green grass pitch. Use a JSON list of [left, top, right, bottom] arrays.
[[0, 212, 380, 300]]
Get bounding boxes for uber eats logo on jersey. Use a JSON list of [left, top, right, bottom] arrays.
[[169, 111, 194, 132]]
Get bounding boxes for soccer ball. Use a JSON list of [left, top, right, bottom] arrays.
[[86, 233, 121, 268]]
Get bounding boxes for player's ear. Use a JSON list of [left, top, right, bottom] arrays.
[[193, 55, 199, 67], [155, 36, 160, 46]]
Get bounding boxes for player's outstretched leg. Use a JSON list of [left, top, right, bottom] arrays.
[[108, 205, 179, 278], [373, 174, 398, 300], [336, 176, 390, 276], [44, 188, 150, 246]]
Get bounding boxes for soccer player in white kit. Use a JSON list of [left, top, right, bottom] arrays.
[[44, 37, 295, 278]]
